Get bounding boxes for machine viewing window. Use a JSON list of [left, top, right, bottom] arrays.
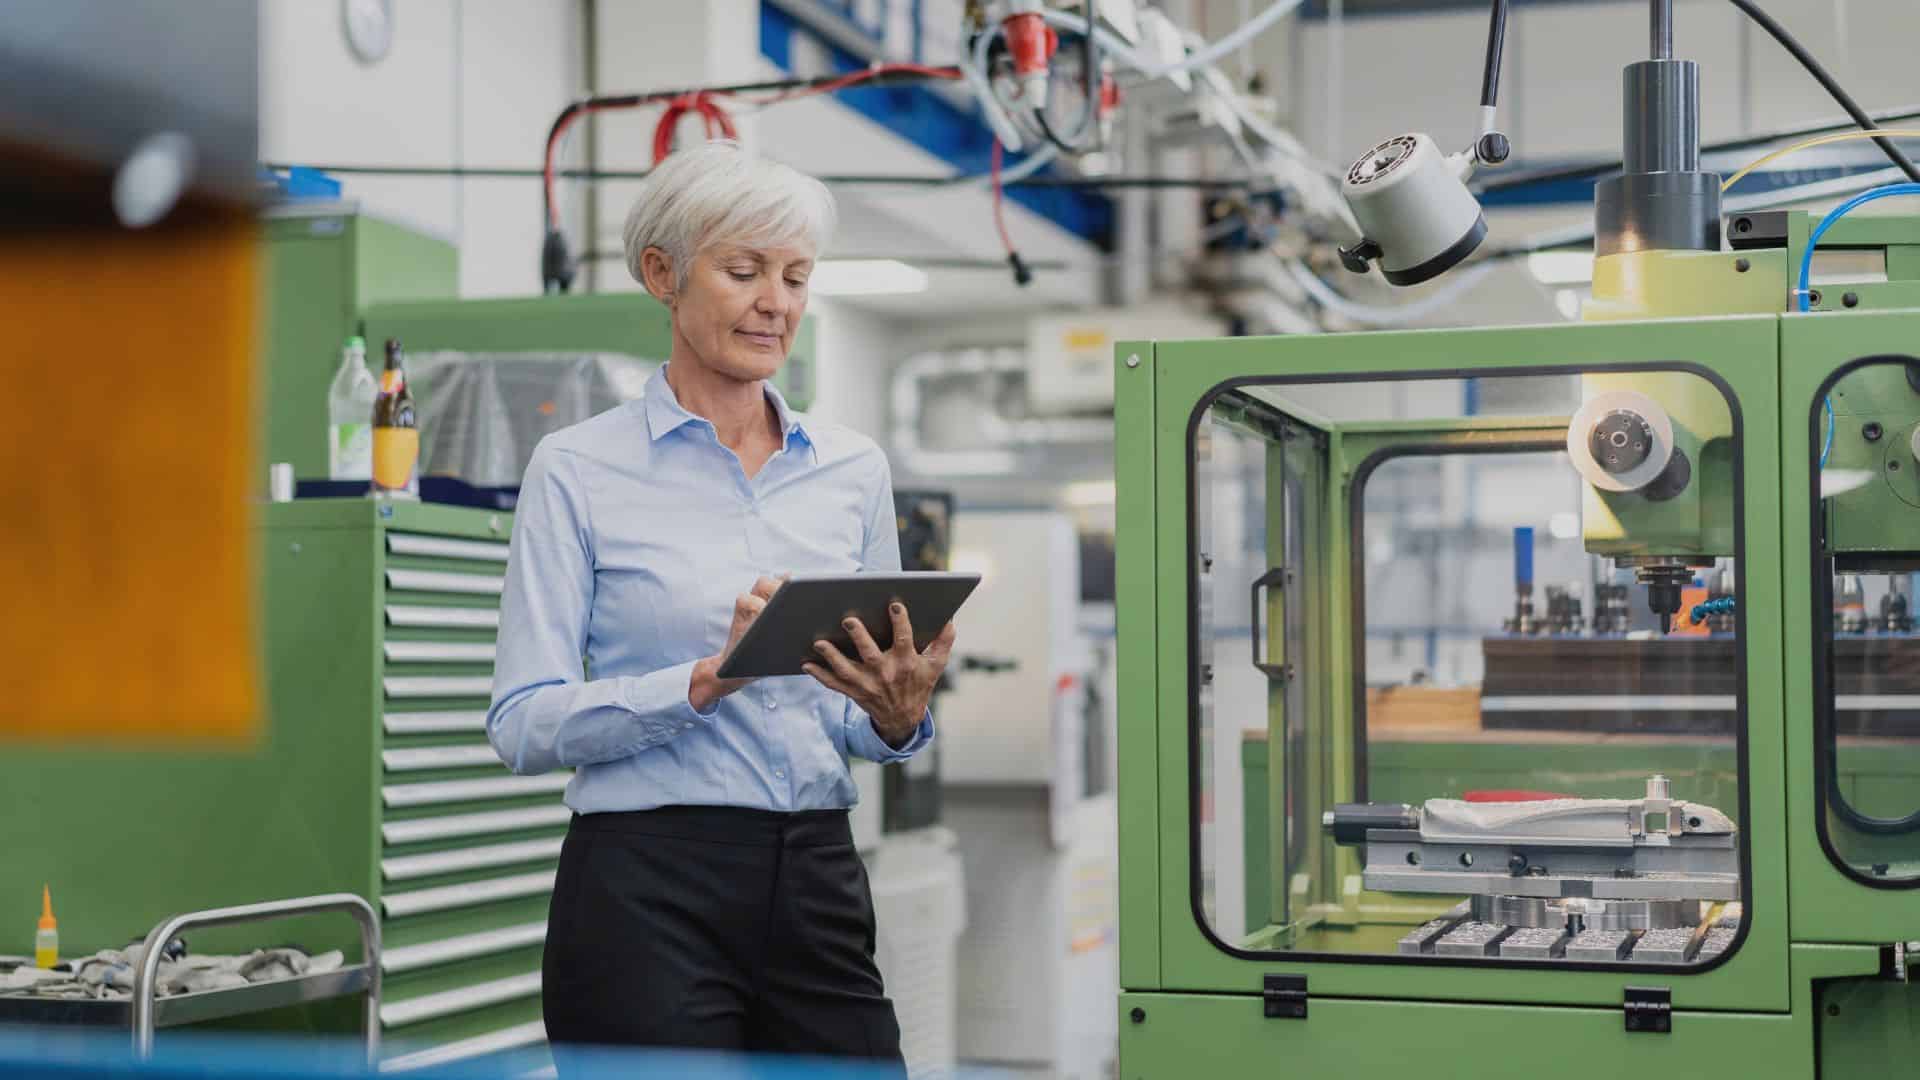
[[1812, 357, 1920, 886], [1190, 367, 1750, 969]]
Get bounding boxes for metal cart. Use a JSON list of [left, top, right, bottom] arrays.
[[0, 893, 380, 1063]]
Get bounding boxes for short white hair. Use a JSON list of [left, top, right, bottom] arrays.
[[622, 141, 836, 294]]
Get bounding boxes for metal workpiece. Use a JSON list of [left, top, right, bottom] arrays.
[[1435, 922, 1515, 958], [1498, 927, 1573, 959], [1352, 786, 1741, 908], [1564, 929, 1639, 962], [1630, 927, 1705, 964], [1470, 895, 1701, 933]]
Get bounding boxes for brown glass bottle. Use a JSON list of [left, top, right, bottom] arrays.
[[370, 338, 419, 498]]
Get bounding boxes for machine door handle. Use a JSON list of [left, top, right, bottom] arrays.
[[1250, 567, 1292, 682]]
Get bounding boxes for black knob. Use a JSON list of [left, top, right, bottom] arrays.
[[1476, 131, 1511, 165]]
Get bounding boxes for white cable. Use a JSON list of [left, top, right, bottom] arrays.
[[963, 22, 1027, 152], [1283, 258, 1498, 327], [1036, 2, 1301, 82]]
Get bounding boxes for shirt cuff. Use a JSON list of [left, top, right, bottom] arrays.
[[850, 707, 934, 764], [621, 659, 719, 745]]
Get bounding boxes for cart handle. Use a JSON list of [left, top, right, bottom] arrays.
[[132, 892, 381, 1063]]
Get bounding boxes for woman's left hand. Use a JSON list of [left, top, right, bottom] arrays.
[[803, 602, 957, 749]]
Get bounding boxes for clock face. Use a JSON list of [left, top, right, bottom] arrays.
[[343, 0, 394, 65]]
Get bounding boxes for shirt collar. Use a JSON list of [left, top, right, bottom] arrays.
[[643, 364, 814, 453]]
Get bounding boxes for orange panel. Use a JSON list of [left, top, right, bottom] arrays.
[[0, 217, 259, 740]]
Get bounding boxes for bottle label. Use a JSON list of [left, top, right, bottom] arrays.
[[373, 427, 420, 494], [329, 422, 373, 480], [380, 369, 405, 394]]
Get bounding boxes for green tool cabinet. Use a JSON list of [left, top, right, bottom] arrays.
[[0, 498, 559, 1071], [266, 497, 559, 1071]]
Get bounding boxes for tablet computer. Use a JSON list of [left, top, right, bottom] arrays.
[[715, 571, 981, 680]]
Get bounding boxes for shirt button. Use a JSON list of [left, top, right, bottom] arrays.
[[774, 769, 786, 779], [764, 698, 777, 711], [683, 722, 694, 730]]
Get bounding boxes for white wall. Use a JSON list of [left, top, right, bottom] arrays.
[[259, 0, 586, 298], [1289, 0, 1920, 167]]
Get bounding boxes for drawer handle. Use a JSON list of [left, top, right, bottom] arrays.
[[383, 711, 488, 735], [382, 921, 546, 974], [382, 774, 568, 808], [382, 805, 570, 846], [385, 569, 504, 596], [381, 870, 555, 918], [379, 1019, 545, 1072], [383, 676, 493, 699], [382, 838, 562, 881], [386, 534, 511, 563], [382, 746, 503, 773], [384, 641, 498, 664], [380, 971, 540, 1028], [386, 605, 500, 629]]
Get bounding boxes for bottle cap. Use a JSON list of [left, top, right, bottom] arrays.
[[39, 884, 55, 931], [346, 336, 366, 350]]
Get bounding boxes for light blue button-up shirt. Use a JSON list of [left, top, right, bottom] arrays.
[[487, 365, 933, 813]]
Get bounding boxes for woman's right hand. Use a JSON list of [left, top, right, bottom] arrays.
[[689, 575, 784, 712]]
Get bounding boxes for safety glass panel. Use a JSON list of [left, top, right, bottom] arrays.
[[1192, 368, 1749, 969], [1814, 359, 1920, 884]]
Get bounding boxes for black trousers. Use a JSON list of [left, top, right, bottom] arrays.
[[542, 805, 905, 1068]]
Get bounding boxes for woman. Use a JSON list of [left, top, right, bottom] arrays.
[[488, 141, 955, 1064]]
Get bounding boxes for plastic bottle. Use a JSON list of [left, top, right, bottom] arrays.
[[34, 885, 57, 969], [327, 336, 378, 480]]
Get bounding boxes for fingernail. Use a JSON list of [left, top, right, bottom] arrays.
[[890, 603, 903, 615], [843, 619, 856, 630]]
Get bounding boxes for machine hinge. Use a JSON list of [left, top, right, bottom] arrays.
[[1262, 974, 1308, 1019], [1623, 986, 1672, 1033]]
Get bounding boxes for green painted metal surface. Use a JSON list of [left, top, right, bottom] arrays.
[[263, 214, 459, 480], [1118, 990, 1810, 1079], [1782, 311, 1920, 935], [1138, 318, 1790, 1011]]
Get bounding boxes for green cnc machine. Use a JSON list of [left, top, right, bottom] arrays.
[[1113, 13, 1919, 1074]]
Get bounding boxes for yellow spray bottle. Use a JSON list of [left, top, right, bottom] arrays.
[[35, 885, 58, 969]]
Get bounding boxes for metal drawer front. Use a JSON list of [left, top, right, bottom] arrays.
[[382, 921, 548, 975], [380, 1019, 545, 1072], [384, 675, 493, 699], [382, 774, 569, 808], [382, 871, 557, 918], [382, 806, 571, 845], [381, 971, 542, 1028], [384, 641, 498, 664], [387, 534, 512, 563], [383, 838, 564, 881], [383, 746, 505, 773], [386, 605, 500, 629], [384, 711, 489, 736], [385, 569, 504, 596]]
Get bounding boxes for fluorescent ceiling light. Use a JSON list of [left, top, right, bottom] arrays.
[[1528, 250, 1594, 285], [1063, 480, 1116, 507], [810, 259, 928, 296]]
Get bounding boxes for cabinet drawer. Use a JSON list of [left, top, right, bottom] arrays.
[[382, 805, 572, 846], [382, 774, 569, 808], [383, 746, 502, 772], [382, 970, 542, 1028], [383, 870, 557, 918], [387, 534, 511, 563], [384, 711, 489, 736], [386, 569, 505, 596], [383, 838, 564, 882], [383, 920, 548, 975], [384, 641, 497, 664], [386, 605, 500, 630]]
